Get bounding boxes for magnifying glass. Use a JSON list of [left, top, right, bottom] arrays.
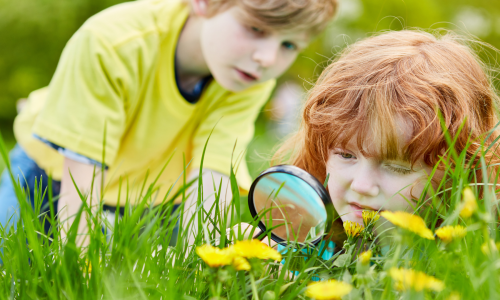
[[248, 165, 334, 246]]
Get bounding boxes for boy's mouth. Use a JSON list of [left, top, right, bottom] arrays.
[[235, 68, 259, 82]]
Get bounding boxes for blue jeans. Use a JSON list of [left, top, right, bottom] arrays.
[[0, 144, 60, 235], [0, 145, 179, 263]]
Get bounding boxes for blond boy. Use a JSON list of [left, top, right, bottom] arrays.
[[0, 0, 337, 247]]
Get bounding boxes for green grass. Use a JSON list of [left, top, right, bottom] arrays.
[[0, 128, 16, 173], [0, 129, 499, 300]]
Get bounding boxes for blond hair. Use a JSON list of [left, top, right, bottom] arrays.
[[203, 0, 338, 35], [274, 30, 500, 189]]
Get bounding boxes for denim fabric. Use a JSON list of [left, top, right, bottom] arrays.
[[0, 144, 60, 235]]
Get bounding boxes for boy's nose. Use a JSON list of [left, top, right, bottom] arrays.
[[252, 40, 279, 68], [350, 166, 379, 197]]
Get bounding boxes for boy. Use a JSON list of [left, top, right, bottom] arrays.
[[0, 0, 338, 246]]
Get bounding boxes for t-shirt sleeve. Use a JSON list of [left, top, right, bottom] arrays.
[[34, 134, 107, 168], [191, 80, 276, 191], [32, 27, 128, 165]]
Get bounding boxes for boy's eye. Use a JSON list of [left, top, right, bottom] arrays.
[[385, 164, 413, 175], [251, 26, 264, 34], [282, 41, 297, 51]]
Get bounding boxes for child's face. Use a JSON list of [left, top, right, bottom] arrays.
[[199, 6, 310, 92], [326, 132, 439, 226]]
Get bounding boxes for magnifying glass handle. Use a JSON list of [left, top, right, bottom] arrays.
[[252, 229, 264, 240], [232, 223, 265, 241], [253, 230, 279, 248]]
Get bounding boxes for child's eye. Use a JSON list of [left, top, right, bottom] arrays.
[[250, 26, 264, 34], [339, 152, 355, 159], [385, 164, 413, 175], [282, 41, 297, 51]]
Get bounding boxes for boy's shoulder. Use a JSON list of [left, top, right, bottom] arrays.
[[79, 0, 189, 48]]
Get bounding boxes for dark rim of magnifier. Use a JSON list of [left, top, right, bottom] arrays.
[[248, 165, 334, 246]]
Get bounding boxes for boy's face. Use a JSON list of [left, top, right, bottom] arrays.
[[325, 129, 442, 227], [199, 6, 311, 92]]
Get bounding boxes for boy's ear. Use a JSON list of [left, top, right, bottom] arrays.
[[191, 0, 209, 17]]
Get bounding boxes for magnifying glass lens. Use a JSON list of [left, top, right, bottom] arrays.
[[252, 172, 327, 243]]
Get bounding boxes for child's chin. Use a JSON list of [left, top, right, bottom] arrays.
[[217, 71, 257, 92]]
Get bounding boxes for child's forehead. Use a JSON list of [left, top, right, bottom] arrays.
[[339, 138, 406, 163], [337, 117, 414, 160], [232, 5, 314, 40], [340, 135, 381, 155]]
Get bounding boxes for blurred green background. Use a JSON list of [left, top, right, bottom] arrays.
[[1, 0, 499, 176]]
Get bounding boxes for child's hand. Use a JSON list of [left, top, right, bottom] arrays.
[[59, 157, 107, 248], [227, 222, 277, 248]]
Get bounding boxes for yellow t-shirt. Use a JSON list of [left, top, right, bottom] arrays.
[[13, 0, 275, 206]]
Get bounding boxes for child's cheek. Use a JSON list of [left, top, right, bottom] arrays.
[[328, 185, 345, 214], [224, 24, 257, 57], [328, 179, 348, 203], [326, 161, 351, 212]]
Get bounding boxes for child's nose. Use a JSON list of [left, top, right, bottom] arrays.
[[252, 40, 279, 68], [350, 166, 379, 197]]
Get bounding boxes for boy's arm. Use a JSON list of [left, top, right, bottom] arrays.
[[59, 157, 106, 248], [182, 168, 232, 245]]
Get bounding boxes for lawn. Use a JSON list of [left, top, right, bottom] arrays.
[[0, 132, 499, 300]]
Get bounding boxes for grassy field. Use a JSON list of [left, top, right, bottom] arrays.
[[0, 131, 499, 300], [0, 126, 16, 173]]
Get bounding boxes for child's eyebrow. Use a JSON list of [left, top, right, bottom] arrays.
[[382, 159, 412, 165]]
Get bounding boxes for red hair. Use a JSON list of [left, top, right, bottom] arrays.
[[274, 30, 500, 192]]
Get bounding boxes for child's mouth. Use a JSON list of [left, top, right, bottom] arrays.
[[235, 68, 259, 82], [348, 202, 376, 218]]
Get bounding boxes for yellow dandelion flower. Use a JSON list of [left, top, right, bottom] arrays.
[[232, 256, 251, 271], [481, 239, 500, 255], [196, 244, 234, 268], [343, 221, 364, 239], [381, 211, 434, 240], [460, 187, 478, 218], [359, 250, 372, 265], [232, 239, 282, 261], [362, 211, 380, 227], [389, 268, 444, 292], [447, 292, 461, 300], [435, 225, 467, 243], [305, 279, 353, 300]]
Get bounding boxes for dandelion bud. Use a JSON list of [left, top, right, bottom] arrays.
[[389, 267, 444, 292], [460, 187, 477, 218], [359, 250, 372, 265], [362, 211, 380, 227], [447, 292, 461, 300], [481, 239, 500, 255], [305, 279, 353, 300], [343, 221, 364, 239], [435, 225, 467, 244]]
